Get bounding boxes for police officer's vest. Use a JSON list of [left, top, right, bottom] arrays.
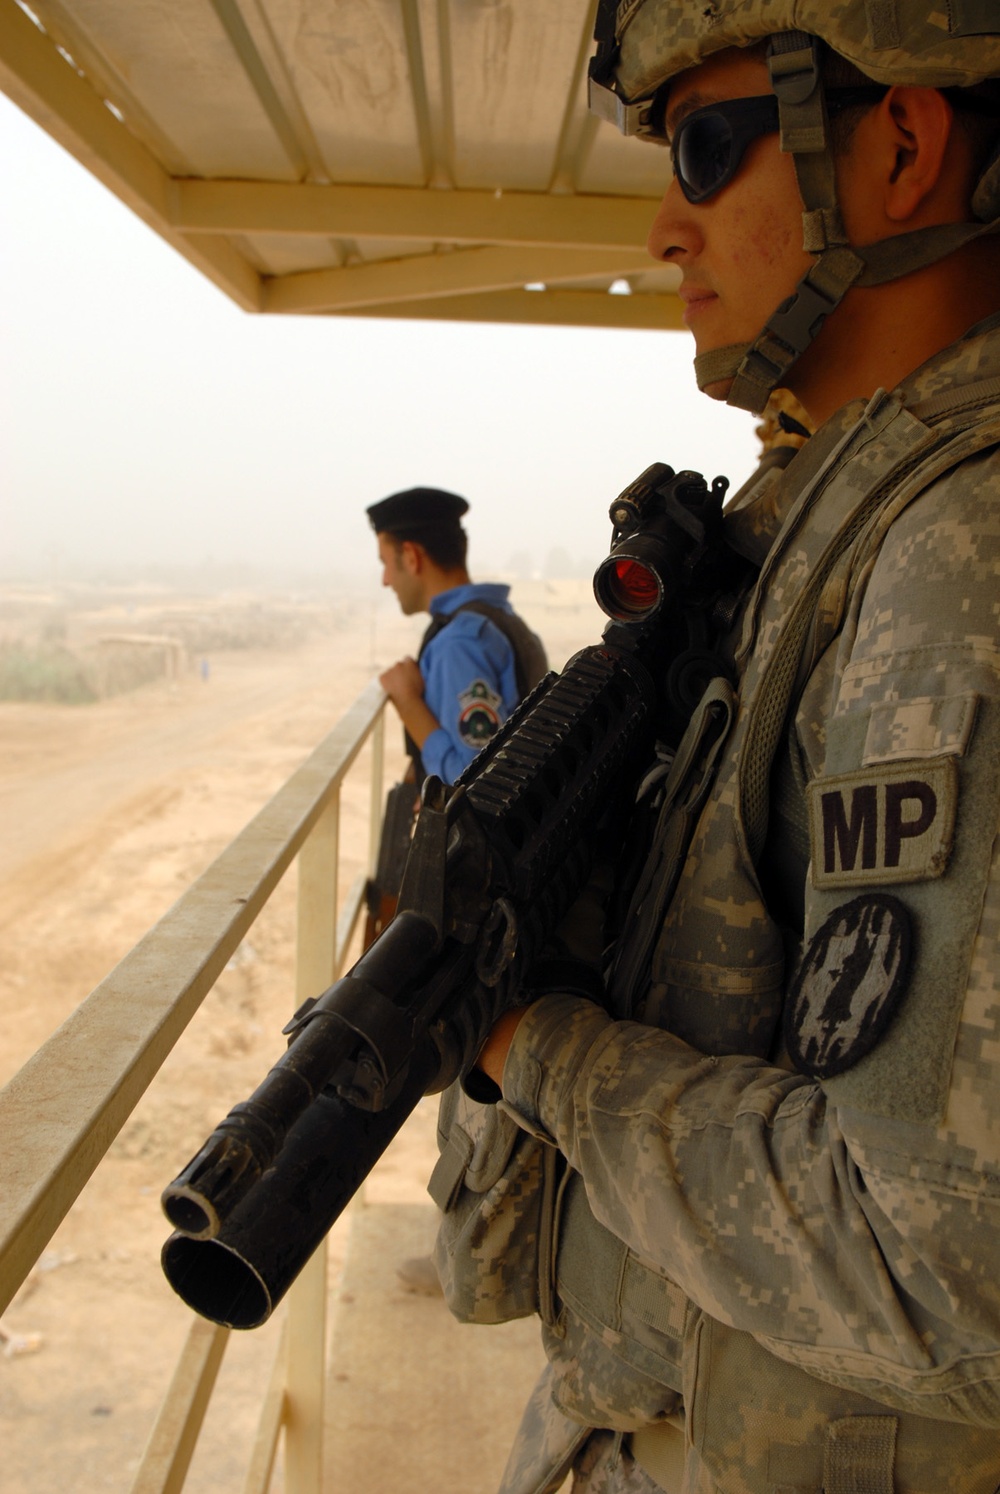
[[405, 600, 548, 779], [539, 384, 1000, 1491]]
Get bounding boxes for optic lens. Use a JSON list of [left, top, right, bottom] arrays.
[[595, 557, 663, 621], [614, 560, 659, 606]]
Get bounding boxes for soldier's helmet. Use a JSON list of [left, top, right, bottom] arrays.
[[588, 1, 1000, 412]]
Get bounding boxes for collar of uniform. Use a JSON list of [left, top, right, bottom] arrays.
[[724, 313, 1000, 568], [429, 582, 512, 616], [894, 310, 1000, 412], [724, 401, 863, 569]]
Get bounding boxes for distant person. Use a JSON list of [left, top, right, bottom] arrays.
[[367, 486, 547, 787], [366, 485, 548, 1298]]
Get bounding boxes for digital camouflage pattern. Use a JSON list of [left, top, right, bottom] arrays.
[[475, 314, 1000, 1492], [570, 1430, 665, 1493], [430, 1082, 554, 1326], [611, 0, 1000, 103]]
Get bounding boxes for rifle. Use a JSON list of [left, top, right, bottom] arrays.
[[362, 780, 417, 949], [160, 464, 745, 1330]]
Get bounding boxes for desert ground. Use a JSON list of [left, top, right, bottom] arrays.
[[0, 578, 603, 1493]]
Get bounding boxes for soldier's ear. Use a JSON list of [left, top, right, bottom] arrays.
[[879, 86, 957, 223]]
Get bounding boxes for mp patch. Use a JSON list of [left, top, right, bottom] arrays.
[[785, 894, 912, 1080], [807, 758, 958, 889], [458, 679, 502, 746]]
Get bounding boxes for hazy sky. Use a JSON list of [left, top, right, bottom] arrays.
[[0, 90, 761, 585]]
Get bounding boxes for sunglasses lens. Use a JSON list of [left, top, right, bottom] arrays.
[[675, 112, 734, 201]]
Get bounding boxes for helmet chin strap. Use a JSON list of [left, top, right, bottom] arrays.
[[694, 32, 862, 412], [693, 32, 1000, 414], [694, 248, 863, 410]]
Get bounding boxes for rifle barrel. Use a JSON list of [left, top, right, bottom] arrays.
[[161, 1039, 439, 1328], [162, 911, 442, 1238]]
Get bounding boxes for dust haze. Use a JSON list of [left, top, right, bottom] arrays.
[[0, 78, 763, 1494], [0, 93, 760, 592]]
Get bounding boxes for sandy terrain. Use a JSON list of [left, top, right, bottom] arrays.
[[0, 583, 602, 1493]]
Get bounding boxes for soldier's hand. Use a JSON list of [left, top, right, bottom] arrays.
[[475, 1007, 532, 1089]]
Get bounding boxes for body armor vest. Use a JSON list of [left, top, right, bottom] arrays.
[[406, 600, 548, 779], [539, 384, 1000, 1491]]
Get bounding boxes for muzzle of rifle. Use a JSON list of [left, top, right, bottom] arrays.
[[161, 1041, 438, 1328]]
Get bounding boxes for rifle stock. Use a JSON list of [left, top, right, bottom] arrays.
[[362, 779, 417, 949], [161, 464, 742, 1329]]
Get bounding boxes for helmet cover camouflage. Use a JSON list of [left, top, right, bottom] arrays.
[[611, 0, 1000, 103]]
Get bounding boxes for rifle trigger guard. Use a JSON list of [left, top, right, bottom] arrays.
[[476, 897, 518, 988]]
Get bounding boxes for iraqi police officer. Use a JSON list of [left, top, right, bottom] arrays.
[[431, 5, 1000, 1492], [368, 486, 546, 786]]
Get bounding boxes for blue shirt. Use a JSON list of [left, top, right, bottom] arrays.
[[420, 583, 521, 783]]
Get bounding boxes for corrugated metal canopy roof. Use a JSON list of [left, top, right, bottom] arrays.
[[0, 0, 682, 330]]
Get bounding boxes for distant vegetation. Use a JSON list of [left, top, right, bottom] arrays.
[[142, 605, 311, 653], [0, 641, 97, 704], [0, 588, 336, 705]]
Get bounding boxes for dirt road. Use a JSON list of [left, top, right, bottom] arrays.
[[0, 619, 405, 1082], [0, 585, 601, 1493], [0, 604, 419, 1491]]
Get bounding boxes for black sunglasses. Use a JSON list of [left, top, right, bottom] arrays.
[[669, 87, 888, 204]]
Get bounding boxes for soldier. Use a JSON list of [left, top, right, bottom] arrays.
[[432, 5, 1000, 1492]]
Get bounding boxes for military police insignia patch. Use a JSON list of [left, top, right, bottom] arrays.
[[785, 894, 913, 1079], [458, 679, 502, 746], [807, 759, 958, 890]]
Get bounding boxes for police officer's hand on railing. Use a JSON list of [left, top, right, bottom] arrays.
[[379, 655, 425, 705]]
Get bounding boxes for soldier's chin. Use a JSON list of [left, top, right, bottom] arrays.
[[701, 375, 734, 403]]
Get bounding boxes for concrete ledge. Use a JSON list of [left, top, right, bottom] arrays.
[[324, 1201, 546, 1493]]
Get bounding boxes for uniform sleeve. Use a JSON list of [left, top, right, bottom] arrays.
[[500, 458, 1000, 1425], [420, 615, 518, 783]]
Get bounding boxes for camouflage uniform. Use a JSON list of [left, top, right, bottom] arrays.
[[434, 316, 1000, 1493], [432, 5, 1000, 1487]]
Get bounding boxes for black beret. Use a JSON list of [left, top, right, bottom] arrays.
[[366, 486, 469, 535]]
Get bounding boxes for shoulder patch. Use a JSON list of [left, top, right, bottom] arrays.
[[458, 679, 502, 746], [807, 759, 957, 889], [785, 894, 912, 1080]]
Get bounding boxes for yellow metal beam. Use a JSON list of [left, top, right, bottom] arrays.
[[329, 286, 686, 333], [130, 1317, 230, 1494], [242, 1321, 289, 1494], [171, 178, 660, 250], [283, 798, 342, 1493], [263, 244, 653, 315], [0, 0, 261, 310]]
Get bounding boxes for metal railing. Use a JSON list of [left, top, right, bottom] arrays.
[[0, 678, 392, 1494]]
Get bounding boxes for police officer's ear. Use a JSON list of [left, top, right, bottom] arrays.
[[399, 539, 426, 576]]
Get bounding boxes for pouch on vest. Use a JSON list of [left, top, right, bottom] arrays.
[[431, 1081, 561, 1325], [683, 1315, 1000, 1494], [539, 1169, 687, 1430]]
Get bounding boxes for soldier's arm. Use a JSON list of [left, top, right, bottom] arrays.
[[494, 464, 1000, 1425]]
